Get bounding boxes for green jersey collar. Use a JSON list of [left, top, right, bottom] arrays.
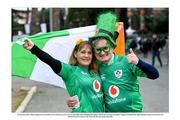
[[78, 65, 89, 72], [97, 53, 115, 66]]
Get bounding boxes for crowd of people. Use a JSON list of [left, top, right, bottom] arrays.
[[126, 33, 168, 67]]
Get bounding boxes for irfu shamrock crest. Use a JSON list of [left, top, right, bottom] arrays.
[[114, 69, 122, 78]]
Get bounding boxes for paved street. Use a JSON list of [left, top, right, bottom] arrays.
[[12, 77, 71, 112], [139, 50, 169, 112], [12, 49, 169, 113]]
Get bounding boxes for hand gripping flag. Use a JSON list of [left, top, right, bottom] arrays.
[[12, 24, 125, 88]]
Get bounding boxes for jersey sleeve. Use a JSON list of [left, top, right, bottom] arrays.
[[129, 63, 147, 77], [30, 45, 61, 74], [30, 45, 74, 81], [124, 56, 147, 77], [136, 59, 159, 79], [58, 62, 73, 81]]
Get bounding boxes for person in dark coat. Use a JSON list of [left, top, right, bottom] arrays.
[[152, 34, 163, 67]]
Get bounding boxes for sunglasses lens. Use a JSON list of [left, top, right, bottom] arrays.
[[95, 49, 101, 54], [103, 46, 110, 52]]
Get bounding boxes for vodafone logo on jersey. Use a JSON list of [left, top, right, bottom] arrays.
[[93, 80, 101, 92], [108, 85, 120, 98]]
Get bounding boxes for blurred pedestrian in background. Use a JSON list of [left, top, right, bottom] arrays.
[[152, 34, 163, 67]]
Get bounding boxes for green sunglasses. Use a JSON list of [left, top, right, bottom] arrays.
[[93, 45, 111, 55]]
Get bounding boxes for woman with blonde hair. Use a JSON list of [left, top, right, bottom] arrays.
[[23, 38, 104, 112]]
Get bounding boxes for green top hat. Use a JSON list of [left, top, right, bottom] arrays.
[[89, 12, 117, 46]]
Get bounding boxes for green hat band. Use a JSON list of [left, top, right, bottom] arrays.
[[97, 29, 114, 39]]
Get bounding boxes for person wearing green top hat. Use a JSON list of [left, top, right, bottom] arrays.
[[67, 12, 159, 112]]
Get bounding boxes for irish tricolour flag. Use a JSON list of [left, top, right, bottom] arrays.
[[12, 24, 125, 88], [12, 25, 96, 88]]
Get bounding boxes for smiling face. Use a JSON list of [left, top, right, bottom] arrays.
[[74, 44, 93, 67], [93, 39, 113, 64]]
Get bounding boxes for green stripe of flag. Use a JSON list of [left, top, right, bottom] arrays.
[[12, 30, 69, 78]]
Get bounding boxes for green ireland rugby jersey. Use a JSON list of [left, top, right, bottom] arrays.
[[99, 54, 147, 112], [58, 63, 104, 112]]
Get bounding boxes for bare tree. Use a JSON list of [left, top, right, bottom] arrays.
[[52, 8, 61, 31], [30, 8, 40, 35], [40, 8, 46, 23]]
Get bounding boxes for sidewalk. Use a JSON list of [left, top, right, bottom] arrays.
[[138, 49, 169, 112], [12, 76, 71, 112]]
